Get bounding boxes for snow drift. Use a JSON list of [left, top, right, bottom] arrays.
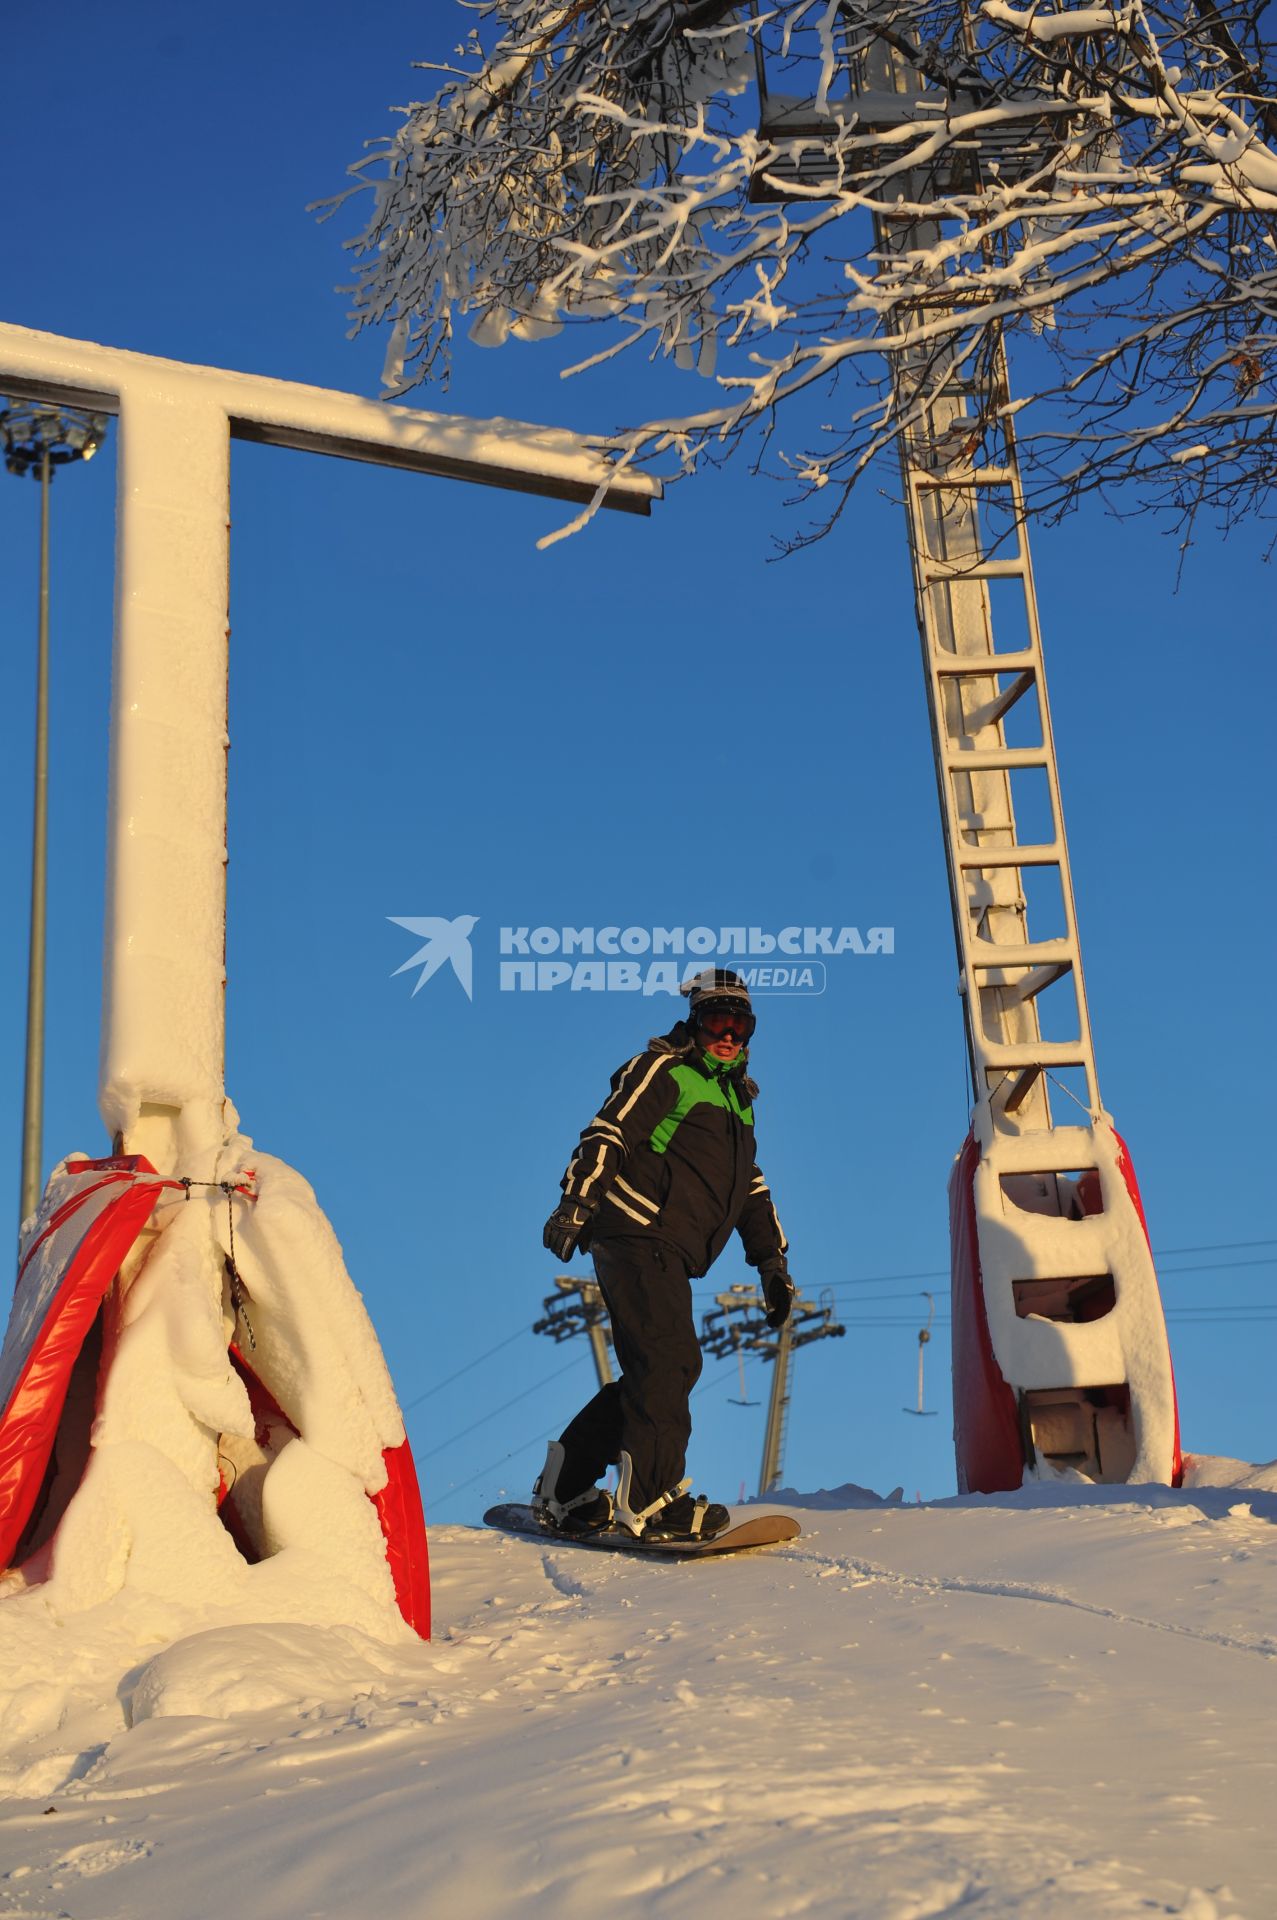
[[1, 1474, 1272, 1918]]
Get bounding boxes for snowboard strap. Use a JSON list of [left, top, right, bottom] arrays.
[[614, 1452, 692, 1538], [532, 1441, 614, 1526]]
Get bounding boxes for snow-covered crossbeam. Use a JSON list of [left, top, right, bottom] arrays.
[[0, 322, 660, 512], [0, 321, 658, 1176]]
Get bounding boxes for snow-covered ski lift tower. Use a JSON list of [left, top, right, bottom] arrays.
[[752, 22, 1180, 1492]]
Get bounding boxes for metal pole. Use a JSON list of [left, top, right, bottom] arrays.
[[758, 1315, 794, 1495], [19, 447, 51, 1228], [585, 1310, 614, 1388], [532, 1274, 616, 1386]]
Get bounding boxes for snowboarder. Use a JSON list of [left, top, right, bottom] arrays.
[[536, 969, 794, 1542]]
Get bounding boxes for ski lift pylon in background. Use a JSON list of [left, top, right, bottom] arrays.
[[746, 0, 1057, 204], [903, 1292, 939, 1418]]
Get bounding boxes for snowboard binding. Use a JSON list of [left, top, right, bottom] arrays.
[[614, 1452, 730, 1542], [532, 1441, 614, 1535]]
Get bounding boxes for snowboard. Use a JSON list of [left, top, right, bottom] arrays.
[[483, 1501, 801, 1558]]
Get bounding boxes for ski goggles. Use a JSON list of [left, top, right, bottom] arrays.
[[696, 1004, 756, 1043]]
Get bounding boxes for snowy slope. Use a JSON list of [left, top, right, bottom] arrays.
[[1, 1476, 1274, 1920]]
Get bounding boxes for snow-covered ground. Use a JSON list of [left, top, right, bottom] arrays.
[[2, 1467, 1274, 1920]]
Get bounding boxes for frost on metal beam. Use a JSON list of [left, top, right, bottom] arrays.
[[0, 323, 660, 514]]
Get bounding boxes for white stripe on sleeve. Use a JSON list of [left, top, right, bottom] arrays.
[[614, 1055, 667, 1123]]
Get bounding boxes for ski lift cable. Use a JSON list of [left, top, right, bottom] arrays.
[[1154, 1259, 1277, 1277], [426, 1345, 770, 1515], [412, 1236, 1277, 1434], [698, 1259, 1275, 1320], [400, 1323, 534, 1413], [1163, 1304, 1277, 1317], [807, 1260, 1277, 1302], [790, 1308, 1277, 1327], [421, 1353, 761, 1515], [421, 1290, 1274, 1514], [1155, 1240, 1277, 1257], [428, 1428, 558, 1514], [422, 1344, 768, 1505], [690, 1242, 1275, 1307], [416, 1351, 591, 1463]]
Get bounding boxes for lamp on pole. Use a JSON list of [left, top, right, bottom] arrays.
[[2, 400, 108, 1231]]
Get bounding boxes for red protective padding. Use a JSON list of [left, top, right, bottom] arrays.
[[0, 1156, 166, 1568], [373, 1439, 431, 1642], [1108, 1128, 1183, 1487], [949, 1131, 1024, 1495], [227, 1342, 296, 1446]]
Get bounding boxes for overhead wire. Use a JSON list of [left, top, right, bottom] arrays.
[[407, 1237, 1276, 1412], [427, 1430, 555, 1514], [803, 1257, 1277, 1304], [425, 1349, 768, 1515], [400, 1323, 533, 1413], [1155, 1258, 1277, 1277], [428, 1428, 557, 1513], [416, 1351, 590, 1463], [693, 1238, 1276, 1304], [411, 1233, 1277, 1504]]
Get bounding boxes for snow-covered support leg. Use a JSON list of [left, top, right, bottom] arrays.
[[102, 386, 232, 1184], [613, 1451, 693, 1538]]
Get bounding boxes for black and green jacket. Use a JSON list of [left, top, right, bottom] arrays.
[[560, 1020, 788, 1280]]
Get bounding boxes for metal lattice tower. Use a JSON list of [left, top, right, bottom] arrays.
[[863, 36, 1177, 1485], [533, 1273, 615, 1389], [702, 1283, 845, 1496], [749, 23, 1179, 1488]]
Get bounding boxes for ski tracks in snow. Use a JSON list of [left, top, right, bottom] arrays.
[[785, 1544, 1277, 1660], [0, 1505, 1271, 1919]]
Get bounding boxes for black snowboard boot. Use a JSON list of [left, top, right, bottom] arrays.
[[614, 1451, 730, 1541], [531, 1441, 614, 1535], [642, 1492, 730, 1542]]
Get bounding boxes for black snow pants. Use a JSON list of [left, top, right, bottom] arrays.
[[556, 1236, 703, 1511]]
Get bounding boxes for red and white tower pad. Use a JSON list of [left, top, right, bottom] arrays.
[[1, 1151, 431, 1642], [951, 1117, 1181, 1492], [861, 38, 1180, 1490]]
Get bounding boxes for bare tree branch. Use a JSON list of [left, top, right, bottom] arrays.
[[318, 0, 1277, 545]]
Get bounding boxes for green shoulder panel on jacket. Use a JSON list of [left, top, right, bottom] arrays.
[[649, 1058, 753, 1153]]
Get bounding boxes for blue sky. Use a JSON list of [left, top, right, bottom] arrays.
[[2, 0, 1274, 1517]]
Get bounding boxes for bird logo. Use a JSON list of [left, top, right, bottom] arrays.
[[389, 915, 479, 1000]]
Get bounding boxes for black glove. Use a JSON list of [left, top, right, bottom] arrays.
[[759, 1258, 795, 1330], [543, 1199, 595, 1262]]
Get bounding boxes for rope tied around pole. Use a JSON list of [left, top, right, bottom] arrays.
[[177, 1174, 259, 1350]]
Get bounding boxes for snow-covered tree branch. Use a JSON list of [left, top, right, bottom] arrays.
[[322, 1, 1277, 545]]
